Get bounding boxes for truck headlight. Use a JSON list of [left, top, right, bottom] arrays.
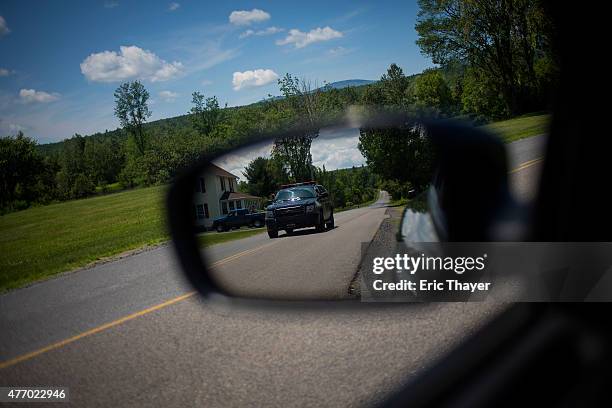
[[305, 204, 315, 213], [265, 210, 274, 218]]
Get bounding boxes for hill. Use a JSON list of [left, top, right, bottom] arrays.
[[325, 79, 375, 89], [36, 79, 376, 155]]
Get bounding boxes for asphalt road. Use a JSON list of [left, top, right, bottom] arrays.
[[0, 135, 545, 407]]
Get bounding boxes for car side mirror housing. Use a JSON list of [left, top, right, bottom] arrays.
[[166, 111, 519, 301], [425, 120, 514, 241]]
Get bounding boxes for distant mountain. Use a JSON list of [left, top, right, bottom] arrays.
[[264, 79, 376, 101], [323, 79, 376, 89]]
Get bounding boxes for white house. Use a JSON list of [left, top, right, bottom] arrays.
[[193, 163, 262, 229]]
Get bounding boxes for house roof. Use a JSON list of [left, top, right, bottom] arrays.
[[206, 163, 239, 179], [219, 191, 262, 201]]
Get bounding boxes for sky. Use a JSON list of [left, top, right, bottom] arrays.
[[214, 127, 364, 179], [0, 0, 432, 144]]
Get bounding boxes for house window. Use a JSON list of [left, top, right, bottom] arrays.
[[196, 204, 205, 219], [222, 201, 228, 214], [229, 200, 235, 211], [199, 178, 206, 193], [229, 178, 235, 192], [204, 203, 209, 218], [219, 176, 226, 191], [236, 200, 242, 209]]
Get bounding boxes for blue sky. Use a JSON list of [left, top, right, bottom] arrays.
[[0, 1, 432, 143]]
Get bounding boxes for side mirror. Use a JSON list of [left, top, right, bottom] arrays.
[[400, 121, 516, 243], [167, 111, 517, 301], [432, 121, 514, 241]]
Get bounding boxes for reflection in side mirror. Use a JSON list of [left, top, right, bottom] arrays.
[[191, 122, 409, 300], [168, 113, 513, 301]]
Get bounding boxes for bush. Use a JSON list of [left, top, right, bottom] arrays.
[[71, 173, 95, 198]]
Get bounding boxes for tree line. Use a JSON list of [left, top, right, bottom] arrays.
[[239, 155, 380, 210], [0, 0, 556, 214]]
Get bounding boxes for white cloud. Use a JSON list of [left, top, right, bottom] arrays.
[[213, 129, 365, 178], [19, 89, 60, 103], [80, 45, 183, 82], [239, 29, 255, 39], [327, 46, 352, 57], [229, 9, 270, 26], [213, 141, 273, 181], [104, 1, 118, 9], [240, 26, 284, 38], [201, 79, 213, 86], [0, 16, 10, 37], [277, 26, 343, 48], [168, 2, 180, 11], [9, 123, 27, 132], [232, 69, 278, 91], [310, 129, 365, 170], [159, 90, 178, 102], [0, 68, 12, 76]]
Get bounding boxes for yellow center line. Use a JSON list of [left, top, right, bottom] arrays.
[[209, 240, 279, 269], [509, 157, 543, 173], [0, 292, 197, 370], [0, 157, 542, 370], [0, 240, 277, 370]]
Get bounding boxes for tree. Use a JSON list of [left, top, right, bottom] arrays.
[[0, 132, 47, 212], [56, 134, 96, 199], [379, 63, 410, 107], [416, 0, 555, 116], [358, 125, 434, 194], [189, 92, 224, 137], [242, 157, 288, 198], [461, 67, 507, 119], [361, 83, 386, 106], [83, 137, 124, 186], [313, 165, 379, 208], [114, 81, 152, 155], [413, 68, 452, 114], [272, 74, 324, 182]]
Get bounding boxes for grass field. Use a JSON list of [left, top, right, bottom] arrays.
[[95, 181, 123, 194], [483, 112, 550, 143], [0, 184, 270, 291], [336, 196, 379, 213], [0, 186, 168, 291]]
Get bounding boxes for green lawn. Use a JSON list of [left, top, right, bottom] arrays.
[[0, 185, 271, 291], [0, 186, 168, 292], [95, 181, 124, 194], [483, 112, 551, 143], [335, 196, 379, 213]]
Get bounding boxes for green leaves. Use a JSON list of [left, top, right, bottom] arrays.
[[189, 91, 224, 137], [242, 156, 289, 199], [358, 125, 434, 194], [114, 81, 152, 156], [415, 0, 556, 117], [413, 68, 452, 114]]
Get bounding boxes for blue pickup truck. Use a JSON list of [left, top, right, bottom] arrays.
[[212, 209, 266, 232]]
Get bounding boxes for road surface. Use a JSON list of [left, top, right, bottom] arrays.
[[0, 135, 545, 407]]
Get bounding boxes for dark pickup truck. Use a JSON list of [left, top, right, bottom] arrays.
[[265, 181, 334, 238], [212, 209, 266, 232]]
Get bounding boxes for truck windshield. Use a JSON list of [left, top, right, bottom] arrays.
[[275, 188, 315, 201]]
